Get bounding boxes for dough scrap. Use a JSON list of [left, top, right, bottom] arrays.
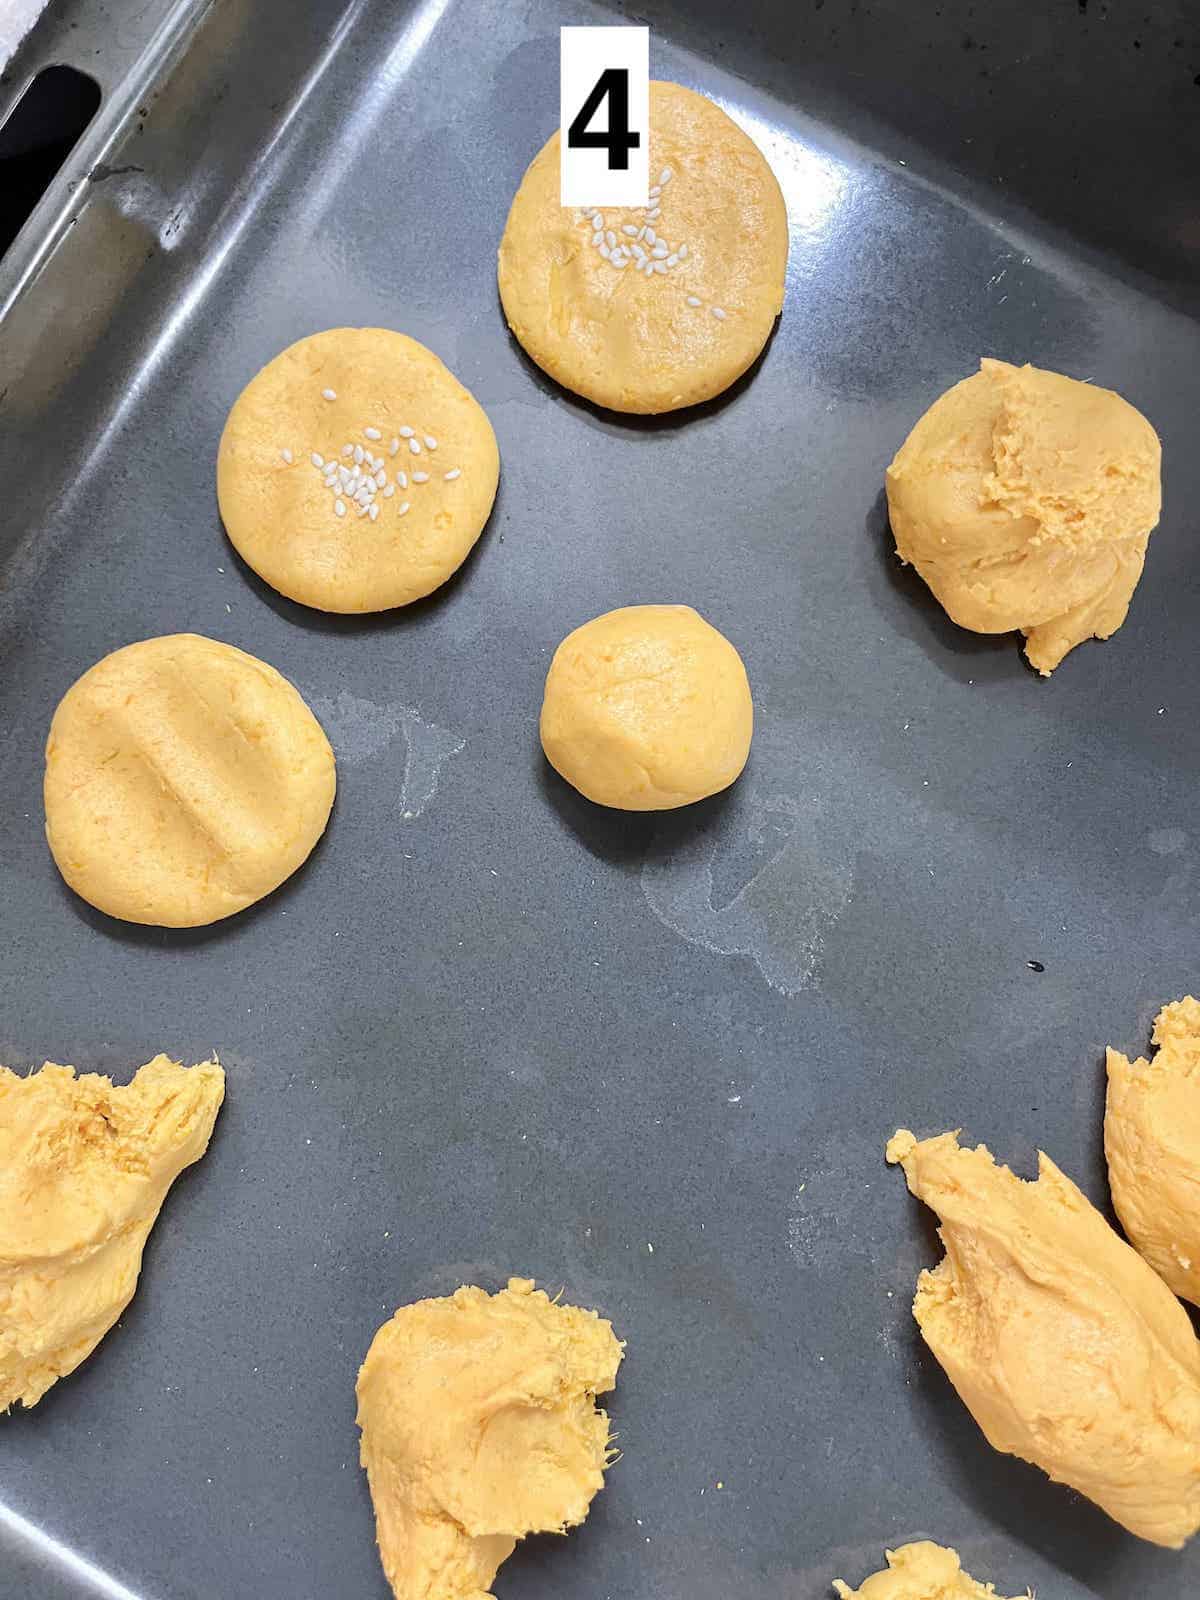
[[887, 1127, 1200, 1548], [1105, 996, 1200, 1307], [44, 633, 335, 927], [355, 1277, 622, 1600], [885, 358, 1161, 674], [498, 81, 787, 413], [833, 1540, 1027, 1599], [218, 328, 499, 612], [0, 1055, 224, 1412], [540, 603, 753, 810]]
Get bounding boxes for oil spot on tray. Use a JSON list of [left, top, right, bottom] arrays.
[[310, 690, 464, 819], [641, 784, 853, 996]]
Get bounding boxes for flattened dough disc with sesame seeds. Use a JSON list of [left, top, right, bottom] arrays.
[[44, 634, 335, 927], [218, 328, 499, 612], [498, 82, 788, 414]]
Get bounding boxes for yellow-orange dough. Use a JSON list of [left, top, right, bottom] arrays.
[[0, 1055, 224, 1412], [833, 1540, 1027, 1599], [498, 81, 787, 413], [887, 1127, 1200, 1547], [886, 358, 1161, 674], [540, 604, 753, 810], [1106, 996, 1200, 1307], [218, 328, 499, 612], [355, 1277, 623, 1600], [44, 633, 335, 927]]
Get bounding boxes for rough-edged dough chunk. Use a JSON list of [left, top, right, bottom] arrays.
[[833, 1540, 1028, 1599], [355, 1277, 622, 1600], [1, 1055, 224, 1411], [1106, 996, 1200, 1307], [887, 1127, 1200, 1548]]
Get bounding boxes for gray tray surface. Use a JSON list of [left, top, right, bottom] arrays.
[[1, 2, 1198, 1597]]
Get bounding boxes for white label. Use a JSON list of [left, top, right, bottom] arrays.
[[559, 26, 649, 208]]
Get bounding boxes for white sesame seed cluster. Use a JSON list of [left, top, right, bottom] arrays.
[[279, 413, 462, 522], [574, 166, 729, 322]]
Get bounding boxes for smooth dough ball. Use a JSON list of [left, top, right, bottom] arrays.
[[498, 81, 788, 413], [833, 1540, 1027, 1599], [355, 1277, 622, 1600], [218, 328, 499, 612], [44, 634, 335, 927], [886, 358, 1161, 674], [540, 604, 753, 810], [1105, 996, 1200, 1308]]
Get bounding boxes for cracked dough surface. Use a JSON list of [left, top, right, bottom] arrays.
[[833, 1540, 1026, 1599], [540, 604, 753, 810], [886, 358, 1161, 674], [44, 633, 335, 927], [1106, 996, 1200, 1307], [218, 328, 499, 612], [0, 1055, 224, 1412], [498, 81, 787, 413], [355, 1277, 622, 1600], [887, 1127, 1200, 1548]]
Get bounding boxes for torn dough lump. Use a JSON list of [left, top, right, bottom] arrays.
[[833, 1540, 1027, 1599], [885, 358, 1161, 674], [1, 1055, 225, 1412], [1106, 996, 1200, 1308], [887, 1127, 1200, 1548], [355, 1276, 623, 1600]]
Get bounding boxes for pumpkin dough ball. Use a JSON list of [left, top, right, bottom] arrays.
[[887, 1127, 1200, 1549], [1105, 996, 1200, 1307], [218, 328, 499, 612], [886, 358, 1161, 674], [44, 634, 335, 927], [540, 604, 753, 810], [355, 1277, 622, 1600], [833, 1540, 1028, 1599], [498, 81, 788, 413]]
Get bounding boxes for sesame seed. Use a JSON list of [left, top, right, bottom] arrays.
[[322, 388, 336, 400], [659, 166, 672, 184], [711, 305, 727, 319], [667, 253, 679, 266], [622, 224, 639, 237], [645, 227, 656, 245], [678, 243, 688, 260], [409, 438, 421, 455], [613, 256, 628, 268], [390, 437, 400, 455], [424, 436, 437, 450], [652, 243, 668, 258], [398, 500, 410, 516], [280, 448, 293, 463], [646, 208, 661, 221], [591, 230, 603, 246], [649, 184, 661, 198], [599, 244, 611, 260], [687, 295, 702, 306], [369, 503, 380, 521], [335, 499, 346, 516], [383, 483, 395, 498], [310, 451, 324, 467], [637, 226, 646, 240], [412, 471, 429, 483], [375, 468, 386, 487], [633, 244, 647, 260], [605, 230, 616, 249], [354, 445, 364, 464], [364, 426, 381, 440], [593, 213, 604, 229], [396, 471, 408, 490], [444, 468, 461, 481], [653, 260, 667, 273], [342, 444, 353, 456]]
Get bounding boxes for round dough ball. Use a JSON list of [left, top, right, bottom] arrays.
[[44, 634, 335, 927], [218, 328, 499, 612], [540, 605, 753, 810], [498, 82, 787, 414], [886, 357, 1161, 675]]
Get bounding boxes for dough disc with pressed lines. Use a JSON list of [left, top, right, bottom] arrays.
[[43, 633, 335, 926]]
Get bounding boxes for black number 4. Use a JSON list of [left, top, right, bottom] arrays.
[[567, 68, 640, 170]]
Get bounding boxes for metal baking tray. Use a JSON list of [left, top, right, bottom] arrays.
[[2, 1, 1198, 1596]]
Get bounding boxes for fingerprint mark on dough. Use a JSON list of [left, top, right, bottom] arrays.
[[641, 792, 852, 996]]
